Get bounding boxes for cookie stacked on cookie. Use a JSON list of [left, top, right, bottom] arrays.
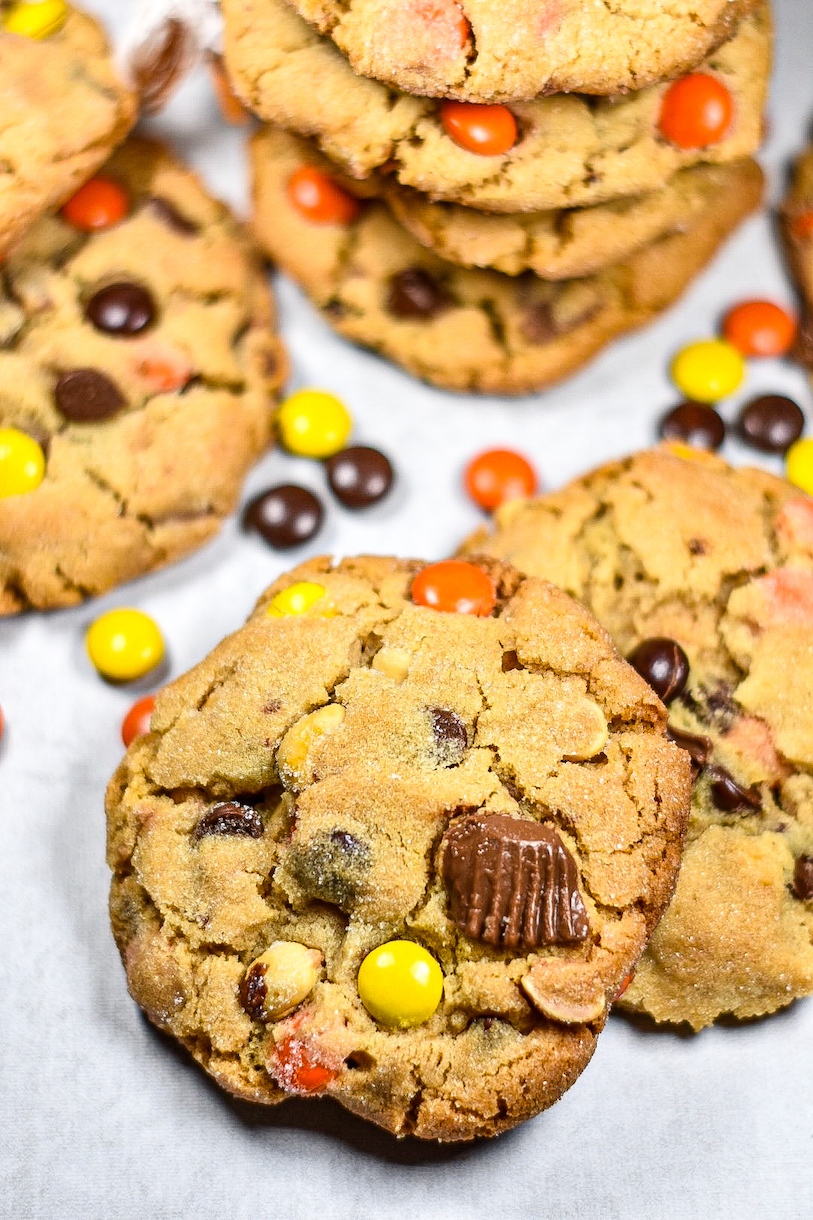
[[221, 0, 771, 392]]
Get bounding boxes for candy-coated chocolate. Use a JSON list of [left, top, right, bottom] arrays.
[[465, 448, 537, 510], [658, 74, 733, 148], [670, 339, 744, 403], [87, 609, 165, 683], [628, 638, 689, 703], [287, 166, 360, 225], [793, 212, 813, 241], [3, 0, 66, 38], [411, 561, 495, 616], [737, 394, 804, 454], [267, 581, 333, 618], [55, 368, 125, 422], [722, 300, 796, 357], [326, 446, 393, 508], [243, 484, 324, 549], [121, 694, 157, 748], [85, 282, 156, 336], [276, 389, 352, 458], [658, 401, 725, 451], [439, 102, 517, 156], [357, 940, 443, 1028], [786, 437, 813, 496], [0, 428, 45, 497], [272, 1036, 339, 1093], [61, 177, 130, 231]]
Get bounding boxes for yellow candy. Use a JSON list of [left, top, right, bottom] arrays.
[[3, 1, 68, 38], [357, 940, 443, 1029], [662, 441, 720, 466], [267, 580, 335, 618], [786, 438, 813, 496], [0, 428, 45, 497], [670, 339, 745, 403], [277, 389, 352, 458], [86, 609, 164, 682]]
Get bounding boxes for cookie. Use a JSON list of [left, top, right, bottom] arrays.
[[0, 3, 137, 258], [0, 138, 286, 614], [780, 146, 813, 372], [223, 0, 769, 213], [251, 128, 762, 394], [288, 0, 759, 103], [463, 448, 813, 1029], [106, 553, 690, 1140]]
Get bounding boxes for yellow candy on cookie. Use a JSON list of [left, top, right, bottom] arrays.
[[267, 581, 334, 618], [357, 940, 443, 1028], [0, 428, 45, 497], [3, 0, 67, 38]]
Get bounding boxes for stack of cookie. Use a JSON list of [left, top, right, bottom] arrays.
[[222, 0, 772, 393]]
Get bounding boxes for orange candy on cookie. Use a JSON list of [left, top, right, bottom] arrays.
[[287, 166, 361, 225], [793, 212, 813, 240], [723, 300, 796, 357], [658, 74, 733, 148], [412, 560, 496, 616], [440, 102, 517, 156], [61, 177, 130, 231], [272, 1036, 340, 1094], [121, 694, 157, 749], [465, 448, 537, 510]]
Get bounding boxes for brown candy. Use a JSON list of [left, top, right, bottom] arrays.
[[85, 282, 156, 335], [628, 638, 689, 703], [658, 401, 725, 451], [54, 369, 125, 422], [666, 725, 712, 779], [792, 856, 813, 901], [326, 446, 393, 509], [242, 484, 324, 549], [387, 268, 452, 320], [736, 394, 805, 454], [193, 802, 264, 840], [708, 766, 761, 813], [442, 812, 589, 950]]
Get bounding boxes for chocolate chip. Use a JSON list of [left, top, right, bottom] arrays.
[[501, 650, 523, 672], [148, 196, 199, 235], [688, 538, 707, 555], [736, 394, 805, 454], [54, 368, 125, 422], [658, 401, 725, 451], [708, 766, 761, 813], [193, 802, 264, 840], [242, 484, 324, 549], [666, 725, 712, 779], [85, 282, 155, 335], [387, 268, 452, 319], [628, 638, 690, 703], [287, 830, 371, 910], [428, 708, 468, 759], [521, 301, 558, 345], [239, 962, 268, 1021], [442, 812, 590, 950], [326, 446, 394, 509], [792, 856, 813, 900]]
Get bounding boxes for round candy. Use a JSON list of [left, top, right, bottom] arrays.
[[243, 484, 324, 549], [272, 1036, 339, 1094], [61, 177, 130, 231], [439, 102, 518, 156], [326, 445, 393, 508], [287, 166, 361, 225], [3, 0, 66, 38], [464, 448, 537, 510], [737, 394, 804, 454], [793, 212, 813, 241], [87, 609, 165, 683], [357, 940, 443, 1029], [722, 300, 796, 357], [786, 438, 813, 496], [276, 389, 352, 459], [0, 428, 45, 498], [411, 560, 495, 617], [267, 581, 333, 618], [121, 694, 157, 748], [670, 339, 744, 403], [54, 368, 125, 422], [658, 73, 733, 148], [628, 638, 689, 704], [85, 282, 155, 336], [657, 401, 725, 451]]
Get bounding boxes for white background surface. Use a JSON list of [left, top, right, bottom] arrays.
[[3, 1, 813, 1216]]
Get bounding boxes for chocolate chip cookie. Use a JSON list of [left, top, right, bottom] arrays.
[[0, 3, 137, 258], [0, 137, 286, 614], [463, 448, 813, 1028], [224, 0, 769, 213], [251, 128, 762, 394], [107, 554, 690, 1140], [780, 145, 813, 373]]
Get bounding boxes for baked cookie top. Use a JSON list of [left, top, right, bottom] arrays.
[[0, 3, 137, 257], [107, 554, 690, 1141], [780, 146, 813, 373], [224, 0, 769, 213], [288, 0, 759, 103], [251, 128, 762, 394], [0, 138, 286, 614], [463, 448, 813, 1028]]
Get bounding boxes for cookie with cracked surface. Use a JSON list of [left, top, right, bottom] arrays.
[[462, 447, 813, 1029], [0, 137, 286, 614], [0, 3, 137, 258], [780, 146, 813, 373], [223, 0, 769, 213], [251, 128, 762, 394], [288, 0, 759, 103], [106, 553, 690, 1140]]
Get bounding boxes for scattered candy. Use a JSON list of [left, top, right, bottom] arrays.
[[3, 0, 66, 38], [670, 339, 744, 403], [657, 401, 725, 451], [121, 694, 157, 748], [722, 299, 796, 357], [86, 609, 165, 683], [276, 389, 352, 459], [786, 437, 813, 496], [61, 177, 130, 231], [287, 166, 361, 225], [272, 1036, 339, 1094], [737, 394, 804, 454], [439, 101, 517, 156], [628, 638, 689, 703], [464, 448, 537, 510], [658, 73, 733, 148], [243, 484, 324, 549], [85, 282, 155, 336], [267, 581, 333, 618], [357, 940, 443, 1028], [0, 428, 45, 497], [411, 560, 496, 616], [54, 369, 125, 422], [326, 445, 393, 508]]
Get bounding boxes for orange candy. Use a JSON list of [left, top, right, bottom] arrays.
[[61, 176, 130, 231], [793, 211, 813, 241], [440, 102, 518, 156], [411, 560, 496, 616], [272, 1037, 340, 1094], [722, 299, 796, 357], [121, 694, 157, 748], [465, 448, 537, 510], [658, 74, 733, 148], [614, 973, 633, 1001], [287, 166, 361, 225], [416, 0, 470, 47]]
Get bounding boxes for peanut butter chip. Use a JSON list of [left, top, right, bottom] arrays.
[[561, 697, 609, 761], [520, 960, 607, 1025], [277, 704, 346, 789]]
